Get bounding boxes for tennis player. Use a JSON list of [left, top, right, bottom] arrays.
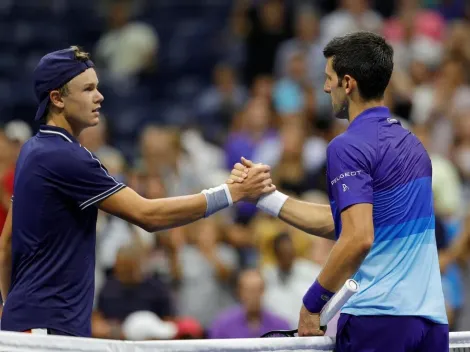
[[228, 31, 448, 351], [0, 46, 274, 337]]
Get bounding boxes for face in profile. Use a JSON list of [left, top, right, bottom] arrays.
[[60, 68, 104, 129], [324, 58, 349, 120]]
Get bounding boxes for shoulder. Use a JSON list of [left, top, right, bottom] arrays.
[[327, 132, 375, 170], [39, 144, 108, 180], [327, 132, 363, 157], [45, 144, 95, 167]]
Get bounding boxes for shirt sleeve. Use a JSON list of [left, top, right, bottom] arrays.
[[326, 138, 373, 213], [49, 147, 126, 210]]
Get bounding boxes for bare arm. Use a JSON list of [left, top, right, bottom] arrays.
[[99, 187, 207, 232], [279, 198, 335, 240], [227, 158, 335, 240], [0, 206, 12, 302], [99, 166, 272, 232], [316, 203, 374, 292]]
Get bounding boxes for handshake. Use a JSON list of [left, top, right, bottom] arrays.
[[225, 157, 276, 203], [202, 156, 288, 219]]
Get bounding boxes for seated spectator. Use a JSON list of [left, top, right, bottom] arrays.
[[166, 218, 238, 328], [262, 233, 321, 329], [208, 269, 290, 338], [224, 97, 277, 170], [94, 0, 158, 83], [94, 244, 174, 339], [273, 52, 312, 116], [253, 118, 326, 196], [196, 63, 248, 147]]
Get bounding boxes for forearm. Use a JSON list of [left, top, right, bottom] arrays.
[[279, 198, 335, 240], [101, 183, 243, 233], [317, 234, 371, 292], [142, 194, 207, 232], [0, 208, 12, 302]]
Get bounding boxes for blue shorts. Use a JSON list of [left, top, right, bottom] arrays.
[[335, 314, 449, 352]]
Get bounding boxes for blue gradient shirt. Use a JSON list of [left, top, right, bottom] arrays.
[[327, 107, 447, 324]]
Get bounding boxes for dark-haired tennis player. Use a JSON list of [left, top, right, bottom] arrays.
[[229, 31, 448, 352], [0, 46, 274, 337]]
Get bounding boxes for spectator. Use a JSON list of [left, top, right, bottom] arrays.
[[208, 269, 290, 338], [225, 97, 276, 170], [196, 63, 248, 147], [95, 244, 174, 339], [320, 0, 382, 45], [273, 52, 313, 116], [166, 218, 238, 328], [243, 0, 291, 85], [254, 118, 326, 196], [262, 233, 321, 329], [94, 0, 158, 83], [0, 121, 32, 230], [136, 126, 204, 196]]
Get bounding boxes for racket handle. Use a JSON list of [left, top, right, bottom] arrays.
[[319, 279, 359, 326]]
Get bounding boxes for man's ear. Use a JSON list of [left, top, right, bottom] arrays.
[[49, 90, 65, 109], [343, 75, 356, 96]]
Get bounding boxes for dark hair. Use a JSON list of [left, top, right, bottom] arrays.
[[323, 31, 394, 101]]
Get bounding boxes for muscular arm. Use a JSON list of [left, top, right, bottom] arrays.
[[279, 198, 336, 240], [316, 203, 374, 292], [0, 206, 12, 302]]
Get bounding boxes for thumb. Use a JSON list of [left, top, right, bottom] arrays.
[[241, 156, 254, 167]]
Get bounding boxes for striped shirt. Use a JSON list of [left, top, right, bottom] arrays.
[[327, 107, 447, 324]]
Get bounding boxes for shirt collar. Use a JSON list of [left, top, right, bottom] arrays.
[[38, 125, 79, 144], [348, 106, 390, 129]]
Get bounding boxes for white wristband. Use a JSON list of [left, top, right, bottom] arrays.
[[201, 184, 233, 217], [221, 184, 234, 206], [256, 191, 288, 217]]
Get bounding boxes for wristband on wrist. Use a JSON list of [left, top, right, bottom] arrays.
[[201, 184, 233, 218], [256, 190, 288, 217], [303, 280, 335, 313]]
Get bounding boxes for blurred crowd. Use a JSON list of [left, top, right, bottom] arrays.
[[0, 0, 470, 341]]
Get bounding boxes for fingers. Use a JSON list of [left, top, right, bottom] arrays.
[[241, 156, 254, 167], [234, 162, 248, 173], [250, 164, 271, 174], [298, 328, 324, 337], [261, 184, 276, 193], [262, 178, 272, 187], [226, 166, 248, 184]]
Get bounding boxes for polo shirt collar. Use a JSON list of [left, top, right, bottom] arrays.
[[38, 125, 79, 144]]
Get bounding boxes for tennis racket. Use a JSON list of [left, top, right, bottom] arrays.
[[261, 279, 359, 338]]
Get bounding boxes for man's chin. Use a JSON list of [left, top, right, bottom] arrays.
[[89, 116, 100, 126]]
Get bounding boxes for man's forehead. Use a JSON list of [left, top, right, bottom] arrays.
[[68, 68, 98, 86], [325, 58, 334, 74]]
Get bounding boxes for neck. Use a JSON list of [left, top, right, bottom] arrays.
[[348, 99, 385, 124], [245, 309, 261, 322], [46, 113, 83, 138]]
